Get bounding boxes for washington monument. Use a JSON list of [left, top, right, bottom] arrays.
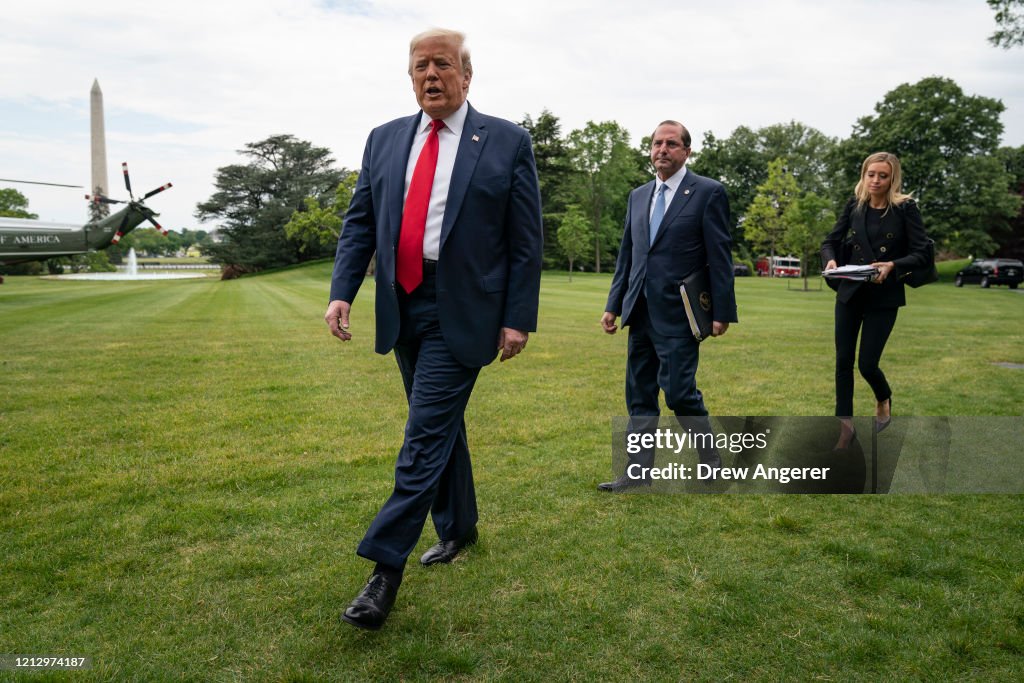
[[90, 79, 109, 217]]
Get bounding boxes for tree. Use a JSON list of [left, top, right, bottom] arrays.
[[87, 190, 109, 224], [566, 121, 646, 273], [943, 155, 1021, 256], [284, 173, 357, 254], [81, 250, 116, 273], [834, 77, 1019, 256], [106, 227, 210, 261], [996, 145, 1024, 258], [690, 122, 838, 243], [556, 205, 592, 281], [195, 135, 345, 270], [121, 227, 173, 257], [0, 188, 38, 218], [743, 158, 800, 273], [178, 228, 213, 252], [989, 0, 1024, 48], [520, 110, 575, 268], [784, 193, 835, 290]]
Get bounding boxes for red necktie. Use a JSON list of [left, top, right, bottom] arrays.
[[397, 119, 445, 293]]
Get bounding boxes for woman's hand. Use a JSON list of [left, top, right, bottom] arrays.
[[871, 261, 895, 283]]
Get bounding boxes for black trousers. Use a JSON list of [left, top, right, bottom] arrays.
[[357, 268, 481, 568], [834, 289, 898, 417]]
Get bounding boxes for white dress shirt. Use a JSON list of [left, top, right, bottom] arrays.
[[650, 165, 688, 222], [404, 101, 468, 260]]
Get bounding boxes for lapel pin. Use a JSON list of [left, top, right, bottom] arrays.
[[684, 189, 691, 195], [472, 134, 480, 142]]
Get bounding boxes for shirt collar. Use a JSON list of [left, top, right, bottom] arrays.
[[656, 165, 688, 193], [418, 100, 469, 137]]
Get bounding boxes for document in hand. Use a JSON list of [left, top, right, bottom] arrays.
[[822, 265, 879, 282], [679, 266, 713, 342]]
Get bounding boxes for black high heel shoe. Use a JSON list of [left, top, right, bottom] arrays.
[[875, 397, 892, 433]]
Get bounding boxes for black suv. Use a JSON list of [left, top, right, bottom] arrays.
[[955, 258, 1023, 289]]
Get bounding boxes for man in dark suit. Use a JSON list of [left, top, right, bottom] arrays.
[[599, 120, 737, 491], [324, 28, 542, 629]]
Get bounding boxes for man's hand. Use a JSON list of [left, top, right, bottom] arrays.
[[325, 300, 353, 341], [711, 321, 729, 337], [498, 327, 528, 362], [824, 259, 837, 271], [601, 312, 618, 335]]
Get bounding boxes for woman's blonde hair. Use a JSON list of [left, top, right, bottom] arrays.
[[854, 152, 913, 210]]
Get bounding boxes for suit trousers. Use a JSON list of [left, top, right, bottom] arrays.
[[624, 297, 718, 468], [357, 269, 481, 568], [834, 288, 898, 417]]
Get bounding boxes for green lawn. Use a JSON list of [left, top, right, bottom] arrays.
[[1, 265, 1022, 681]]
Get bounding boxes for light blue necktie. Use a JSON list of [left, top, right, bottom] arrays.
[[649, 183, 667, 246]]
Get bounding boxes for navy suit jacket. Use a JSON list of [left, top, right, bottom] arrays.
[[330, 104, 543, 368], [606, 170, 737, 336]]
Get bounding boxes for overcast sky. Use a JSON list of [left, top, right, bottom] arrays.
[[2, 0, 1022, 227]]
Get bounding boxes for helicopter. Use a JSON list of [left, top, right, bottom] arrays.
[[0, 162, 172, 270]]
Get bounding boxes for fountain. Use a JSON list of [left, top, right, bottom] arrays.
[[44, 247, 209, 281], [127, 247, 138, 277]]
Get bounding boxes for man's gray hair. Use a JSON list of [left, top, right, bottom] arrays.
[[408, 28, 473, 75]]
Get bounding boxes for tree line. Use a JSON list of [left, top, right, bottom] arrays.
[[190, 76, 1023, 277]]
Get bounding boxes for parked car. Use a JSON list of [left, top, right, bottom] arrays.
[[733, 263, 751, 276], [954, 258, 1023, 289]]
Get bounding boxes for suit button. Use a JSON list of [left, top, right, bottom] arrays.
[[391, 282, 396, 289], [854, 245, 861, 251], [852, 230, 857, 236], [880, 246, 887, 254], [886, 232, 894, 239]]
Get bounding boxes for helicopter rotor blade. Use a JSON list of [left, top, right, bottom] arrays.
[[85, 194, 124, 205], [110, 207, 132, 244], [121, 162, 133, 199], [142, 182, 173, 200], [0, 178, 82, 188], [144, 214, 168, 236]]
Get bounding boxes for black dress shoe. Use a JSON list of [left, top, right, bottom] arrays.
[[700, 449, 723, 470], [597, 475, 652, 492], [420, 527, 478, 566], [341, 573, 399, 631]]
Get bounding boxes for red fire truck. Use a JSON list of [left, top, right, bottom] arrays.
[[755, 255, 802, 277]]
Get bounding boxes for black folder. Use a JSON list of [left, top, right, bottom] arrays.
[[678, 266, 713, 342]]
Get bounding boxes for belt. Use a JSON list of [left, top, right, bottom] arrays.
[[422, 258, 438, 274]]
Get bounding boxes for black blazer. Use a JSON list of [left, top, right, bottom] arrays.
[[820, 198, 930, 308]]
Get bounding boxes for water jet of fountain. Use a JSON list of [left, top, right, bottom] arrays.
[[127, 247, 138, 277]]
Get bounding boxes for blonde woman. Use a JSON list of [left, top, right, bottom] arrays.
[[821, 152, 931, 447]]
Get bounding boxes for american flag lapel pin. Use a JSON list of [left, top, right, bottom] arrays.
[[684, 189, 691, 195]]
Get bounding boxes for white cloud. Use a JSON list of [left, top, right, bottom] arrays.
[[2, 0, 1022, 225]]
